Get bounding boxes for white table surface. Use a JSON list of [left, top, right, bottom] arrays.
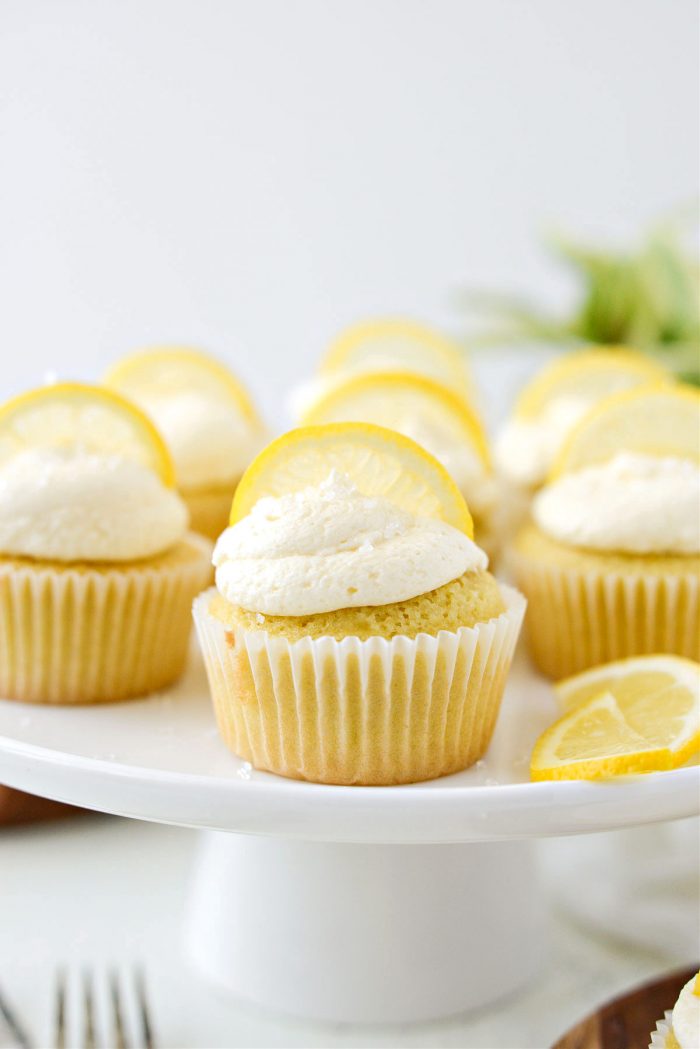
[[1, 814, 697, 1049]]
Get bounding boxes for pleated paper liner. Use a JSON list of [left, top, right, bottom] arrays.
[[649, 1014, 673, 1049], [510, 552, 699, 680], [0, 533, 212, 704], [194, 585, 525, 785], [551, 966, 696, 1049]]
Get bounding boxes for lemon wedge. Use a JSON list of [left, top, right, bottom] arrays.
[[531, 654, 700, 781], [0, 382, 175, 485], [319, 319, 473, 394], [514, 348, 668, 421], [300, 370, 490, 467], [104, 346, 260, 422], [230, 422, 473, 534], [550, 384, 700, 478]]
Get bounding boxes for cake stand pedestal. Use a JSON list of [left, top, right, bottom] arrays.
[[186, 834, 542, 1022], [0, 652, 696, 1022]]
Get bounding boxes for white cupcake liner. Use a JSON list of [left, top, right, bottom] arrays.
[[0, 535, 212, 704], [510, 552, 699, 679], [649, 1012, 673, 1049], [193, 585, 525, 785]]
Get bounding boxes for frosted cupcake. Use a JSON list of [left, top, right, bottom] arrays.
[[650, 971, 699, 1049], [511, 387, 700, 678], [105, 347, 267, 540], [291, 318, 476, 421], [494, 349, 668, 535], [193, 423, 525, 785], [0, 383, 212, 704], [299, 371, 499, 559]]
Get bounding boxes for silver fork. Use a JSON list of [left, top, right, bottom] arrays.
[[54, 967, 154, 1049]]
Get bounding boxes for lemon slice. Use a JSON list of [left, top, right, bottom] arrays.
[[104, 346, 260, 421], [555, 654, 700, 712], [300, 371, 490, 467], [230, 422, 473, 534], [319, 319, 473, 393], [550, 385, 700, 478], [531, 654, 700, 781], [514, 348, 668, 420], [0, 382, 175, 485]]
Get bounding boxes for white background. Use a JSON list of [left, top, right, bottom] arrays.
[[1, 0, 698, 422]]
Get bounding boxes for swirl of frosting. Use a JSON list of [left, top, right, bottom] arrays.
[[213, 471, 487, 615], [139, 392, 264, 490], [533, 453, 700, 554], [0, 448, 188, 562], [495, 395, 592, 487]]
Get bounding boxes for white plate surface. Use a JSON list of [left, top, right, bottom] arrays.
[[0, 646, 697, 842]]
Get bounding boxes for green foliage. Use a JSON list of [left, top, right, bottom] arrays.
[[463, 214, 700, 384]]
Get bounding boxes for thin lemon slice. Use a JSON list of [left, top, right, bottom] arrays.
[[514, 348, 668, 420], [550, 384, 700, 478], [0, 382, 175, 485], [300, 371, 491, 467], [319, 319, 473, 393], [104, 346, 260, 422], [531, 655, 700, 781], [555, 654, 700, 712], [230, 422, 473, 534]]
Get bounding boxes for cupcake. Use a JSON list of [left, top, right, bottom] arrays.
[[510, 386, 700, 678], [0, 383, 212, 704], [105, 346, 267, 540], [290, 317, 476, 421], [650, 971, 699, 1049], [299, 370, 500, 560], [193, 422, 525, 785], [494, 348, 669, 535]]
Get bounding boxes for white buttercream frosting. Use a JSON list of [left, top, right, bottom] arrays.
[[494, 395, 592, 487], [213, 471, 487, 615], [138, 392, 264, 490], [0, 448, 188, 562], [671, 975, 700, 1049], [533, 453, 700, 555]]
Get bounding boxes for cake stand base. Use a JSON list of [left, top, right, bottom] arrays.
[[185, 832, 544, 1023]]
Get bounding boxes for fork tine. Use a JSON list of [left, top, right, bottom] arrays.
[[134, 968, 154, 1049], [110, 969, 128, 1049], [83, 970, 96, 1049], [54, 968, 66, 1049]]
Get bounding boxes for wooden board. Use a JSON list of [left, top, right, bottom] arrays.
[[0, 786, 85, 825], [552, 966, 697, 1049]]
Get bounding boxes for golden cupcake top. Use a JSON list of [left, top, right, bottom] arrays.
[[212, 422, 490, 616], [104, 346, 267, 490], [0, 383, 188, 562], [494, 348, 669, 487]]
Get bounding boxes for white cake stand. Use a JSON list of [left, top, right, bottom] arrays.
[[0, 649, 697, 1024]]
